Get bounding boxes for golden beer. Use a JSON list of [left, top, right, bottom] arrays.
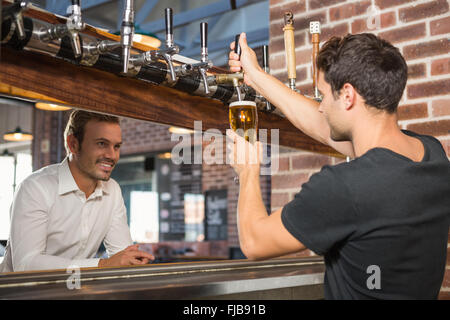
[[229, 101, 258, 144]]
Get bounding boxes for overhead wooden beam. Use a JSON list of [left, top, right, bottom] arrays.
[[0, 47, 340, 157]]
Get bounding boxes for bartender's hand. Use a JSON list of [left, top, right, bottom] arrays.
[[229, 32, 264, 87], [226, 129, 263, 178], [98, 244, 154, 268]]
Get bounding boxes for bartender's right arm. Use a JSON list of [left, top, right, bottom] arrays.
[[229, 33, 354, 158]]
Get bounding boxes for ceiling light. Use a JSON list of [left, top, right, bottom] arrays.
[[3, 127, 33, 142], [35, 102, 72, 111], [169, 127, 194, 134]]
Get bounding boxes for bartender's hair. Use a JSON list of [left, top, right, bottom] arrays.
[[317, 33, 407, 113], [64, 110, 120, 155]]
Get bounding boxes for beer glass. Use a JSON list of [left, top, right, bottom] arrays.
[[229, 100, 258, 183]]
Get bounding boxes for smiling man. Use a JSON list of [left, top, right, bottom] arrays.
[[227, 33, 450, 299], [1, 110, 153, 272]]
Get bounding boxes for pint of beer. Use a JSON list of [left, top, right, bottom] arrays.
[[229, 101, 258, 144]]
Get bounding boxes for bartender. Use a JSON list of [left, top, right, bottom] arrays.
[[1, 110, 153, 272], [227, 32, 450, 299]]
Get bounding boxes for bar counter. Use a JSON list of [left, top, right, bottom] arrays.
[[0, 257, 325, 299]]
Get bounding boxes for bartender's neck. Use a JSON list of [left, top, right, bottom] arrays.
[[67, 156, 98, 199], [351, 109, 409, 158]]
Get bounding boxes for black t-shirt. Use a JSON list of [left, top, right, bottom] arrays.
[[281, 130, 450, 299]]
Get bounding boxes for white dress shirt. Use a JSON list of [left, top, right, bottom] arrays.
[[1, 157, 132, 272]]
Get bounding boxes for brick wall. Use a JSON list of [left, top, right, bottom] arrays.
[[269, 0, 449, 299]]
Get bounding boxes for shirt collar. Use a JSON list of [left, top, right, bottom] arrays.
[[58, 157, 110, 197]]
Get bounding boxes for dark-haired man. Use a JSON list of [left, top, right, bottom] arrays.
[[227, 33, 450, 299], [1, 110, 153, 272]]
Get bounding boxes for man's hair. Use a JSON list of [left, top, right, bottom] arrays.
[[317, 33, 408, 113], [64, 110, 120, 155]]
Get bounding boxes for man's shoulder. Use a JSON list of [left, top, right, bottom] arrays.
[[19, 163, 60, 191]]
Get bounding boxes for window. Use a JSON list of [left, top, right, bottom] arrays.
[[0, 152, 32, 241]]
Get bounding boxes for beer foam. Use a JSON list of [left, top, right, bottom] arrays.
[[229, 101, 256, 107]]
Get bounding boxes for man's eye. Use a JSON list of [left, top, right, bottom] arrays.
[[97, 142, 106, 147]]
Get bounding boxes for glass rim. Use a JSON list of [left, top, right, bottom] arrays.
[[229, 100, 257, 107]]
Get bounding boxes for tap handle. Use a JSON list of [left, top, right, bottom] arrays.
[[234, 34, 241, 59], [263, 44, 269, 73], [165, 8, 174, 48], [200, 22, 208, 61]]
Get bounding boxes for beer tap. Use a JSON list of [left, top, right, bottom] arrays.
[[283, 11, 298, 92], [41, 0, 85, 58], [215, 34, 244, 101], [175, 22, 212, 94], [2, 0, 28, 40], [310, 21, 322, 102], [127, 8, 179, 81], [262, 45, 274, 112], [120, 0, 134, 74]]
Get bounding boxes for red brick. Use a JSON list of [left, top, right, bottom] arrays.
[[309, 0, 341, 10], [269, 32, 305, 56], [277, 156, 290, 171], [291, 154, 332, 170], [403, 38, 449, 60], [329, 1, 371, 22], [431, 57, 450, 76], [431, 16, 450, 35], [295, 48, 315, 65], [271, 192, 290, 207], [379, 23, 426, 44], [321, 23, 350, 43], [269, 55, 286, 71], [432, 99, 450, 117], [381, 11, 397, 28], [407, 63, 426, 79], [438, 290, 450, 300], [272, 172, 309, 189], [447, 246, 450, 265], [442, 268, 450, 288], [399, 0, 449, 23], [270, 1, 306, 23], [406, 119, 450, 137], [270, 0, 288, 6], [407, 79, 450, 99], [397, 103, 428, 121], [375, 0, 415, 9], [272, 67, 307, 85]]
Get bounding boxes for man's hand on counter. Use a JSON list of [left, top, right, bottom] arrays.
[[98, 244, 155, 268]]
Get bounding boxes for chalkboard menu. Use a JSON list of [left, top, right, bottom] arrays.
[[204, 189, 228, 241], [156, 154, 202, 241]]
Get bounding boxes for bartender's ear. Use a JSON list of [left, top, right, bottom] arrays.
[[67, 134, 81, 155], [341, 83, 356, 110]]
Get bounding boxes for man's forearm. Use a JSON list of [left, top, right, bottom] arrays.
[[249, 69, 329, 145], [237, 168, 268, 257]]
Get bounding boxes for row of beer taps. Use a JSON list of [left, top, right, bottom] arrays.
[[2, 1, 321, 106], [2, 0, 261, 101]]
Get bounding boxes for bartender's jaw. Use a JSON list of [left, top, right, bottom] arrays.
[[68, 121, 122, 184]]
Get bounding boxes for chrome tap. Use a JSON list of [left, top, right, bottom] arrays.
[[128, 8, 179, 82], [41, 0, 85, 58], [2, 0, 28, 40], [120, 0, 134, 74], [175, 22, 212, 94]]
